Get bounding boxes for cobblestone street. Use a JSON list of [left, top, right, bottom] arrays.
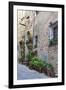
[[17, 63, 48, 80]]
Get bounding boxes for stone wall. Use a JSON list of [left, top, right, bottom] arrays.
[[33, 11, 58, 75], [48, 45, 58, 75], [33, 11, 58, 61], [17, 10, 35, 60], [33, 12, 51, 61]]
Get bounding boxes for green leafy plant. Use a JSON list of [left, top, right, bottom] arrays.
[[26, 52, 34, 61], [29, 57, 47, 71], [29, 56, 55, 76], [47, 63, 54, 70]]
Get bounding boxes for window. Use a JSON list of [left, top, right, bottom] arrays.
[[34, 35, 38, 48], [48, 21, 58, 46]]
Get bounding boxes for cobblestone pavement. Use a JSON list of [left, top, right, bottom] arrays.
[[17, 63, 49, 80]]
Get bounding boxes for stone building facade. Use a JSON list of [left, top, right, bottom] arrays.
[[17, 11, 35, 61], [33, 11, 58, 75], [17, 10, 58, 75]]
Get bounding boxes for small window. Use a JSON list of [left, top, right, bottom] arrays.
[[34, 35, 38, 48]]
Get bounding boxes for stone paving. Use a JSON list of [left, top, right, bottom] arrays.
[[17, 63, 48, 80]]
